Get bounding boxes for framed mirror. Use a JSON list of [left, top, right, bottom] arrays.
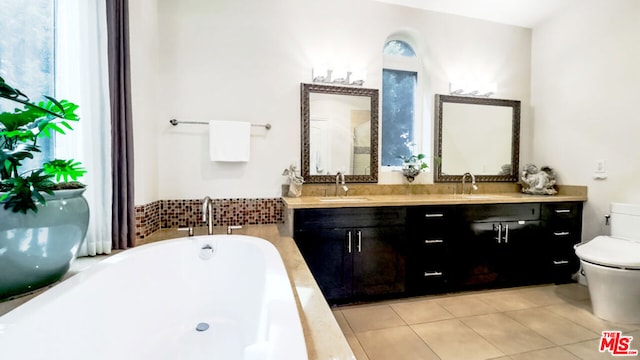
[[434, 94, 520, 182], [301, 83, 378, 183]]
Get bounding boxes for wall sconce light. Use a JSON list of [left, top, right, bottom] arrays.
[[312, 67, 366, 86], [449, 81, 496, 97]]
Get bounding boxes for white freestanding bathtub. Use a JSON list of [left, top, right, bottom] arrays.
[[0, 235, 307, 360]]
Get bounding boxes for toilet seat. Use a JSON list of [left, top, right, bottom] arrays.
[[575, 235, 640, 269]]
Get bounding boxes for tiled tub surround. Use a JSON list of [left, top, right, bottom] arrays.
[[135, 198, 285, 239]]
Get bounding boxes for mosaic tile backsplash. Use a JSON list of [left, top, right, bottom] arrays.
[[135, 198, 284, 239]]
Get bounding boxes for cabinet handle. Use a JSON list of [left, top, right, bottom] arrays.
[[553, 260, 569, 265], [424, 213, 444, 218], [504, 224, 509, 243], [555, 209, 571, 214], [424, 239, 444, 244], [357, 230, 362, 253], [424, 271, 443, 277], [496, 224, 502, 244], [347, 231, 352, 253], [554, 231, 570, 236]]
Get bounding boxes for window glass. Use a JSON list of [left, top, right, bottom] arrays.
[[0, 0, 55, 164], [381, 69, 417, 166], [383, 40, 416, 57], [381, 38, 420, 167]]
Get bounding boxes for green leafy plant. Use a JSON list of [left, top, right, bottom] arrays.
[[0, 76, 85, 213], [399, 153, 428, 182]]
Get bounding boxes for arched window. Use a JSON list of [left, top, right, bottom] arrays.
[[381, 39, 423, 168]]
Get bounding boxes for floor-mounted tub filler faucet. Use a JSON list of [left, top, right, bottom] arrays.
[[336, 171, 349, 196], [202, 196, 214, 235], [462, 172, 478, 195]]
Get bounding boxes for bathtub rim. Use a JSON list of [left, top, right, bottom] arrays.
[[0, 234, 308, 360]]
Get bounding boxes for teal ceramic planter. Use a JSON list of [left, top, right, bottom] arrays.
[[0, 188, 89, 300]]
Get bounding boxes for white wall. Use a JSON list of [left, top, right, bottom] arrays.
[[531, 0, 640, 241], [129, 0, 532, 203], [129, 0, 161, 205]]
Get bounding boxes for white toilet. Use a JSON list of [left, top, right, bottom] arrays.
[[575, 203, 640, 324]]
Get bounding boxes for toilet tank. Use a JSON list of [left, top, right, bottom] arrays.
[[610, 203, 640, 240]]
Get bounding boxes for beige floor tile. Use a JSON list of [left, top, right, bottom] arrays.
[[345, 333, 370, 360], [478, 290, 539, 312], [510, 347, 580, 360], [461, 313, 555, 355], [390, 298, 455, 324], [435, 295, 499, 317], [516, 286, 568, 307], [341, 304, 406, 333], [506, 308, 599, 345], [563, 338, 626, 360], [554, 283, 591, 302], [412, 319, 505, 360], [544, 303, 637, 333], [333, 309, 354, 335], [355, 326, 440, 360]]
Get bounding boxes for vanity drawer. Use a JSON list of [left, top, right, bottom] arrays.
[[408, 259, 450, 294], [542, 202, 583, 229], [461, 203, 540, 222], [294, 206, 406, 229], [408, 205, 457, 233]]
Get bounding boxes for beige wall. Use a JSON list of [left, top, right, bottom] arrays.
[[129, 0, 532, 204], [531, 0, 640, 241]]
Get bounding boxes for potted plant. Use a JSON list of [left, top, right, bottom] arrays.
[[0, 76, 89, 300], [400, 153, 428, 182]]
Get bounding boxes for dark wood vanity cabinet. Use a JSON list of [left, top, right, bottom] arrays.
[[541, 202, 583, 282], [292, 200, 583, 303], [406, 205, 458, 295], [293, 207, 407, 303]]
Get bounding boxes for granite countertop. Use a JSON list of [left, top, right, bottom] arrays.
[[283, 186, 587, 209], [142, 225, 355, 360]]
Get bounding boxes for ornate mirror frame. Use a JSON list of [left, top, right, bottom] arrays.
[[434, 94, 521, 183], [300, 83, 379, 183]]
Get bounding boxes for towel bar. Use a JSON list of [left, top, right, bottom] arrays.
[[169, 119, 271, 130]]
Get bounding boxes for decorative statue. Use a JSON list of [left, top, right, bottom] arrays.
[[282, 164, 304, 197], [521, 164, 557, 195]]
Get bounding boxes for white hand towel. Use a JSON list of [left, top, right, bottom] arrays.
[[209, 120, 251, 162]]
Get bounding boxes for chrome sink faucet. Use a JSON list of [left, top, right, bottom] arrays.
[[202, 196, 214, 235], [462, 172, 478, 195], [336, 171, 349, 196]]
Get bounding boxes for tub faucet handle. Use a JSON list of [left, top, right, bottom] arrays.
[[227, 225, 242, 235]]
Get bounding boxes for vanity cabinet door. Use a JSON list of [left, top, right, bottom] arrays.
[[456, 203, 545, 289], [457, 220, 543, 288], [293, 207, 407, 303], [294, 228, 353, 300], [541, 202, 583, 282], [352, 225, 407, 297]]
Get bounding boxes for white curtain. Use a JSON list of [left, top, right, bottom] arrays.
[[55, 0, 113, 256]]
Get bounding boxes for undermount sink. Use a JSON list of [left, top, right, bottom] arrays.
[[317, 197, 370, 203]]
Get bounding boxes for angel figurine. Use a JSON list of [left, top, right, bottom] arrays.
[[521, 164, 557, 195]]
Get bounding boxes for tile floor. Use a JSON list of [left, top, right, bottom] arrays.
[[333, 284, 640, 360]]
